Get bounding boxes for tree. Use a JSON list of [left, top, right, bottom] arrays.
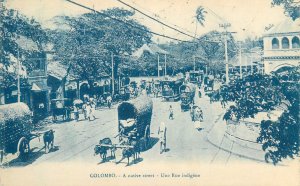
[[272, 0, 300, 20], [196, 6, 207, 26], [1, 6, 47, 86], [50, 8, 152, 85]]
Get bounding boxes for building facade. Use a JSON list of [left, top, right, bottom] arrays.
[[263, 18, 300, 74]]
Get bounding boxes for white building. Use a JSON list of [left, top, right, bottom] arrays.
[[263, 18, 300, 74]]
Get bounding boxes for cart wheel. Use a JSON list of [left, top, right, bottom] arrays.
[[144, 125, 150, 149], [17, 137, 30, 162], [265, 152, 277, 165], [0, 150, 3, 163]]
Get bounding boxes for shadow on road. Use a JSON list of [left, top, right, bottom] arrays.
[[142, 137, 159, 152], [1, 146, 60, 168]]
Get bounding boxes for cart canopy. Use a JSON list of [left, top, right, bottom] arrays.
[[0, 102, 32, 153], [118, 95, 153, 136]]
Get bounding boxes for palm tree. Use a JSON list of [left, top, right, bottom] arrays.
[[196, 6, 207, 26]]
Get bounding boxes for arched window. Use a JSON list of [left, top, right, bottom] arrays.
[[282, 37, 290, 49], [292, 36, 300, 48], [272, 38, 279, 49]]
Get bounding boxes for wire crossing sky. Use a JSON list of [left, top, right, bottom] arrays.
[[5, 0, 288, 42]]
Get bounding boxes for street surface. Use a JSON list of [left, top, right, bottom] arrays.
[[2, 86, 256, 167]]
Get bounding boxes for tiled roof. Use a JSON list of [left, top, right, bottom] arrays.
[[264, 18, 300, 36], [132, 43, 169, 58]]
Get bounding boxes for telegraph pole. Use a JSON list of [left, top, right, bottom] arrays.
[[157, 54, 160, 78], [219, 23, 231, 84], [239, 42, 242, 79], [17, 49, 21, 102], [250, 52, 253, 75], [193, 56, 196, 71], [164, 54, 167, 76], [111, 52, 114, 97]]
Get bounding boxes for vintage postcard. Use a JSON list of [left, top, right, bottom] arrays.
[[0, 0, 299, 185]]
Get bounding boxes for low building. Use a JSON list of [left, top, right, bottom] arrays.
[[263, 18, 300, 74], [47, 59, 111, 101]]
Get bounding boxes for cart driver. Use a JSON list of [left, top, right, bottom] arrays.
[[158, 122, 167, 154]]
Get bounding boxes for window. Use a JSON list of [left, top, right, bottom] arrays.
[[272, 38, 279, 49], [292, 36, 300, 48], [282, 37, 290, 49]]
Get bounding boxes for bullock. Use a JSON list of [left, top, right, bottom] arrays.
[[94, 138, 115, 162], [43, 130, 55, 153]]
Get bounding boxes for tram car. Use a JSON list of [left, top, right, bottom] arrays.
[[161, 77, 183, 101], [179, 83, 196, 111], [188, 70, 204, 86], [119, 85, 131, 101]]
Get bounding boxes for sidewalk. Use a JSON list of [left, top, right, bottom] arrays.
[[205, 100, 266, 162]]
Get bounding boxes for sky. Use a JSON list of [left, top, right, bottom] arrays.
[[5, 0, 289, 43]]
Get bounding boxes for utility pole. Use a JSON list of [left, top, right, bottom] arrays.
[[17, 49, 21, 102], [164, 54, 167, 76], [111, 52, 114, 97], [193, 56, 196, 71], [250, 52, 253, 75], [219, 23, 231, 84], [239, 42, 242, 79], [157, 54, 160, 78]]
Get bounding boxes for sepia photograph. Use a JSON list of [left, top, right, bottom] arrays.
[[0, 0, 299, 185]]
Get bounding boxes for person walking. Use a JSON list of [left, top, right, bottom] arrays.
[[169, 105, 174, 120], [90, 102, 96, 120], [85, 102, 91, 121], [158, 122, 167, 154], [82, 103, 87, 120], [73, 105, 79, 122], [199, 108, 203, 122], [107, 95, 112, 109]]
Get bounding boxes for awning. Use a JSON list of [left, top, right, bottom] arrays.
[[31, 82, 51, 92]]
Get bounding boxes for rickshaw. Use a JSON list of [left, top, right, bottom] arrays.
[[51, 98, 72, 122]]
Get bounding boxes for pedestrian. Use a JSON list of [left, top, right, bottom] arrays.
[[169, 105, 174, 120], [198, 88, 202, 98], [107, 95, 112, 109], [86, 102, 91, 121], [82, 103, 87, 120], [90, 102, 96, 120], [158, 122, 167, 154], [190, 104, 195, 121], [73, 105, 79, 122], [199, 108, 203, 122]]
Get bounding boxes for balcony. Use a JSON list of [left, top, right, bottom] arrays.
[[263, 48, 300, 58]]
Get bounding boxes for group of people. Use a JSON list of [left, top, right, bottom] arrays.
[[73, 96, 96, 122]]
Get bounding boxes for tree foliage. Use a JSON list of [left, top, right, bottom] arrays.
[[196, 6, 207, 26], [0, 6, 47, 86], [272, 0, 300, 20], [221, 67, 299, 165], [49, 8, 152, 83]]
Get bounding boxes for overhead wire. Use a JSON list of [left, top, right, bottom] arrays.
[[113, 0, 200, 41], [65, 0, 195, 43]]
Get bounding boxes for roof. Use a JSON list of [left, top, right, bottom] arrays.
[[264, 18, 300, 36], [14, 35, 39, 51], [132, 43, 169, 58], [47, 61, 68, 80], [31, 81, 51, 91]]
